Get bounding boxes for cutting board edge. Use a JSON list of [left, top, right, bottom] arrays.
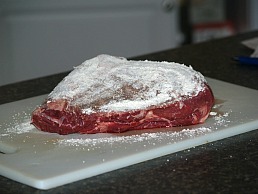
[[1, 120, 258, 190]]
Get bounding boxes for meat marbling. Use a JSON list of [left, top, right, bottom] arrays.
[[31, 55, 214, 135]]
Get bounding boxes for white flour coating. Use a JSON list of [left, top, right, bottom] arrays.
[[49, 54, 206, 113]]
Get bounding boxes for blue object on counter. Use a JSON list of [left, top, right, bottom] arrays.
[[233, 56, 258, 66]]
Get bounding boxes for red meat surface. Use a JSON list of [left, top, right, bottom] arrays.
[[31, 55, 214, 135], [32, 84, 214, 135]]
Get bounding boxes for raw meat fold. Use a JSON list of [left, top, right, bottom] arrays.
[[31, 54, 214, 134]]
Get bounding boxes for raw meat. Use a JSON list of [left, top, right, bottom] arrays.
[[31, 55, 214, 134]]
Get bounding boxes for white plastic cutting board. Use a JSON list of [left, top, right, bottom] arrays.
[[1, 78, 258, 190]]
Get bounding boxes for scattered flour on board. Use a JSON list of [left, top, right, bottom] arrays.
[[58, 127, 212, 148], [213, 111, 231, 127], [57, 110, 231, 148], [0, 112, 35, 137], [1, 108, 231, 148]]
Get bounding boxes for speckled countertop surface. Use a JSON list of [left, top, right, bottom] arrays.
[[1, 31, 258, 194]]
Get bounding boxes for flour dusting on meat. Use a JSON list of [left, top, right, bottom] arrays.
[[49, 55, 206, 113], [32, 54, 214, 134]]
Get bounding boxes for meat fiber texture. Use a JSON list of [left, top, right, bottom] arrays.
[[31, 55, 214, 135]]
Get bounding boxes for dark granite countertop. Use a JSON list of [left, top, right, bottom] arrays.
[[1, 31, 258, 194]]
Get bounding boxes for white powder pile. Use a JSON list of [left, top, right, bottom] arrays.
[[214, 112, 231, 126], [5, 119, 34, 134], [49, 54, 206, 113], [0, 112, 35, 137]]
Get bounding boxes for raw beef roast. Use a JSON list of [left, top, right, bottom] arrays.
[[31, 55, 214, 135]]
